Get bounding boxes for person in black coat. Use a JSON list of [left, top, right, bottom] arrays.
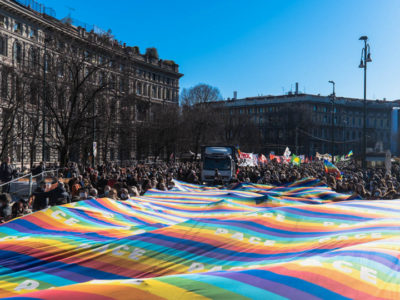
[[48, 181, 70, 206], [32, 181, 48, 211], [0, 193, 12, 222], [0, 157, 13, 193]]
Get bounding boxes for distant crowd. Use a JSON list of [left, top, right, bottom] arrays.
[[0, 157, 399, 223]]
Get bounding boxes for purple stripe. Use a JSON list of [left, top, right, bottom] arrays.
[[214, 271, 319, 299], [5, 222, 110, 242]]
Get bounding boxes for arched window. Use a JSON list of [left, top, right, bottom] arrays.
[[28, 47, 37, 70], [1, 71, 8, 99], [44, 53, 51, 72], [110, 74, 116, 90], [0, 36, 6, 56], [13, 42, 22, 63]]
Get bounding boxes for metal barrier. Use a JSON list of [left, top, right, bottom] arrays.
[[0, 169, 60, 200]]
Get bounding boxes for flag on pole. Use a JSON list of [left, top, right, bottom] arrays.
[[346, 150, 353, 158], [283, 147, 291, 159], [291, 154, 301, 166], [324, 159, 342, 180], [259, 154, 268, 164]]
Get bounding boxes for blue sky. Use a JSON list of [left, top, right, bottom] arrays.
[[40, 0, 400, 100]]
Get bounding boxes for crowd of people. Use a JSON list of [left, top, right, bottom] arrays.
[[0, 158, 399, 223]]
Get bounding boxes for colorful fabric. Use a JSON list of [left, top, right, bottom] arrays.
[[258, 154, 268, 164], [324, 159, 342, 180], [0, 179, 399, 299], [346, 150, 354, 157], [291, 154, 301, 166]]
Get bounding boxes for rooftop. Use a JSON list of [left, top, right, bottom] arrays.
[[210, 93, 399, 108]]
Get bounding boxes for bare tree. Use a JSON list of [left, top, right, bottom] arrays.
[[181, 83, 222, 106], [0, 65, 35, 162], [32, 34, 115, 166]]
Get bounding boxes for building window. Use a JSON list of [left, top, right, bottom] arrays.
[[99, 72, 105, 86], [28, 47, 37, 70], [57, 63, 64, 77], [119, 77, 125, 92], [13, 22, 22, 33], [313, 105, 317, 111], [0, 36, 5, 56], [110, 75, 116, 90], [58, 93, 65, 109], [1, 72, 8, 99], [29, 28, 37, 39], [44, 54, 51, 72], [0, 15, 5, 28], [13, 42, 22, 63], [30, 84, 37, 105], [136, 82, 141, 95]]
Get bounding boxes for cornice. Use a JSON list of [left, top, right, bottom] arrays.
[[0, 1, 182, 77]]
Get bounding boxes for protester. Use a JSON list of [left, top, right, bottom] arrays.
[[1, 157, 400, 223], [0, 157, 14, 193], [0, 193, 12, 222]]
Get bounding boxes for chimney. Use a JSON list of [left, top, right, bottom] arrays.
[[233, 91, 237, 100], [295, 82, 299, 95]]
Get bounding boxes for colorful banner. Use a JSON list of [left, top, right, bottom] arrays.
[[324, 159, 343, 180], [238, 152, 258, 167], [0, 179, 398, 299]]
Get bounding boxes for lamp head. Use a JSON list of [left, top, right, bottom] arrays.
[[359, 59, 364, 68], [359, 36, 368, 41], [366, 52, 372, 62]]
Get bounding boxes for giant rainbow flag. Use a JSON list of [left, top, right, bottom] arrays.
[[0, 178, 399, 299]]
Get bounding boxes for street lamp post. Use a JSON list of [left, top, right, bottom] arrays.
[[42, 39, 47, 163], [329, 80, 335, 163], [42, 36, 52, 163], [343, 119, 347, 155], [359, 36, 372, 169]]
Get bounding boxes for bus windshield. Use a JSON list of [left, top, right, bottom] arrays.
[[203, 157, 231, 171]]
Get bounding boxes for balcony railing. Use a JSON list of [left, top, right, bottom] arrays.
[[13, 0, 56, 18]]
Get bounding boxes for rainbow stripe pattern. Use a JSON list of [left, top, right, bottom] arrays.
[[0, 179, 399, 299], [324, 159, 343, 180]]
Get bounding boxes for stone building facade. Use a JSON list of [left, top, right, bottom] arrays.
[[0, 0, 182, 168], [211, 92, 395, 156]]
